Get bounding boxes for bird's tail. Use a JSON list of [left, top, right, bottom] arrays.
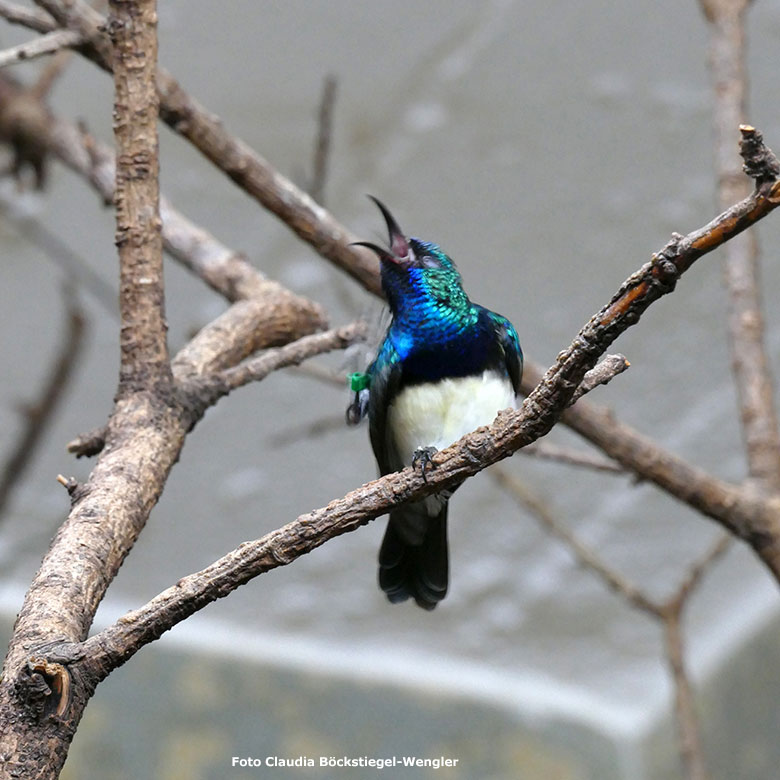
[[378, 502, 449, 610]]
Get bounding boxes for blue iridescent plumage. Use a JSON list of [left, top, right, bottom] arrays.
[[353, 199, 523, 610]]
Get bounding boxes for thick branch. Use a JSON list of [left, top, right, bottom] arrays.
[[109, 0, 170, 393]]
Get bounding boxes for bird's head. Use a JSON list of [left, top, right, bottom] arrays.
[[355, 197, 466, 316]]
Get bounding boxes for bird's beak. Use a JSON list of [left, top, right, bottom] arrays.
[[356, 196, 413, 266]]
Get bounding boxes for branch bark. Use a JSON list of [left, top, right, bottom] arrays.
[[109, 0, 169, 394]]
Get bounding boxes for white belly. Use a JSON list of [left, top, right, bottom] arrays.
[[387, 370, 516, 466]]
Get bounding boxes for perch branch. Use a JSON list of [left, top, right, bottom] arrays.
[[75, 344, 631, 675]]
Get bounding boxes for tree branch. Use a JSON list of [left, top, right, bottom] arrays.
[[32, 0, 383, 295], [217, 322, 366, 394], [109, 0, 170, 393], [522, 358, 773, 553], [308, 74, 337, 205], [0, 0, 56, 34], [698, 0, 780, 491], [0, 27, 82, 68]]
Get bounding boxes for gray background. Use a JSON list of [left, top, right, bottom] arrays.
[[1, 1, 780, 778]]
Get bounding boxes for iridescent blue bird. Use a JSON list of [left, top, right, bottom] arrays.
[[353, 198, 523, 610]]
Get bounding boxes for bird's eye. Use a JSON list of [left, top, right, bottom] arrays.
[[421, 255, 441, 269]]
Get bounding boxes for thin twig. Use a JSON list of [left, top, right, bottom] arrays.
[[309, 74, 337, 205], [0, 28, 82, 68], [520, 442, 624, 474], [218, 322, 366, 394], [569, 354, 630, 404], [0, 191, 116, 316]]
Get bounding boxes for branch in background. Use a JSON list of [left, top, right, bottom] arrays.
[[0, 288, 86, 520], [0, 0, 55, 34], [108, 0, 170, 393], [491, 464, 728, 780], [0, 191, 116, 317], [0, 27, 81, 68], [520, 441, 624, 474], [522, 358, 761, 545], [309, 74, 337, 205], [31, 0, 383, 295], [49, 116, 327, 318], [0, 72, 52, 189], [698, 0, 780, 491], [28, 48, 71, 100]]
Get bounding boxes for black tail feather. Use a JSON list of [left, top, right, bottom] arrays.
[[378, 504, 449, 610]]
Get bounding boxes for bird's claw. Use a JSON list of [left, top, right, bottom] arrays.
[[412, 446, 438, 483]]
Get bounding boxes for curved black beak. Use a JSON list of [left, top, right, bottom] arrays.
[[366, 196, 412, 263]]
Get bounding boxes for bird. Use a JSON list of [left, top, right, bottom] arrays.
[[352, 197, 523, 610]]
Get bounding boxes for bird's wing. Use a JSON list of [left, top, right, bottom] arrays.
[[367, 344, 405, 475], [488, 311, 523, 396]]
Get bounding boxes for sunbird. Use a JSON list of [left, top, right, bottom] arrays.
[[350, 198, 523, 609]]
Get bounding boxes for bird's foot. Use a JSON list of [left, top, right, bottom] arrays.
[[412, 446, 438, 483]]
